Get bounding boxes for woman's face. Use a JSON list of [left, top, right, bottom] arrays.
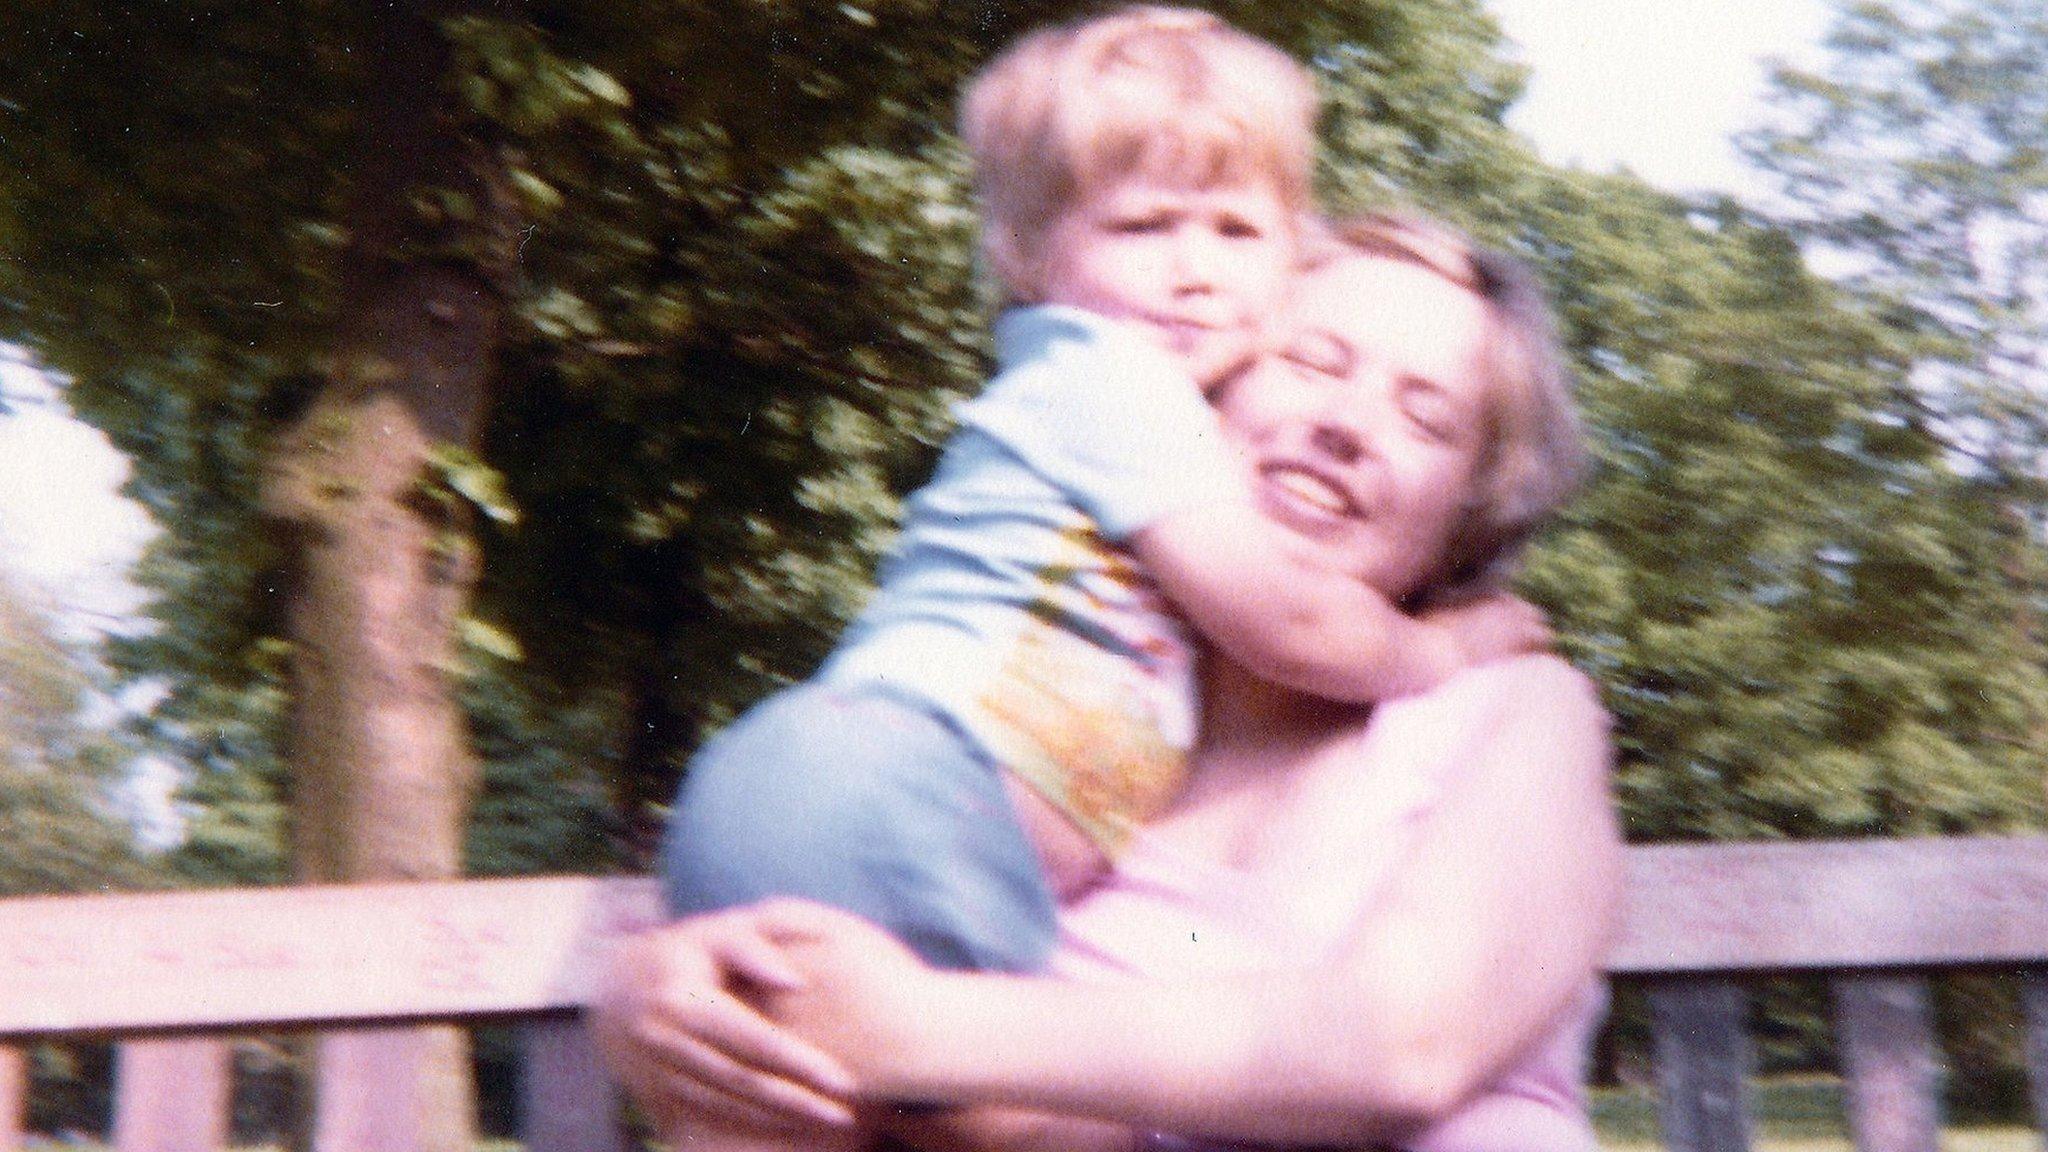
[[1216, 253, 1496, 602]]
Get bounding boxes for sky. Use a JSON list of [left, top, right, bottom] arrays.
[[0, 350, 153, 634], [0, 0, 1841, 632], [1485, 0, 1833, 194]]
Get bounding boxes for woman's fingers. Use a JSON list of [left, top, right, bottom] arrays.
[[593, 911, 857, 1128], [706, 920, 809, 992], [650, 1057, 854, 1138], [695, 898, 860, 988], [644, 1017, 858, 1129], [643, 980, 858, 1099]]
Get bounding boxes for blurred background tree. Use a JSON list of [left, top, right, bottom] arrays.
[[0, 571, 152, 895], [1744, 0, 2048, 498], [0, 0, 2044, 1138]]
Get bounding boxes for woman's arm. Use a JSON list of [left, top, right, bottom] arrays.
[[589, 905, 1138, 1152], [783, 663, 1620, 1145]]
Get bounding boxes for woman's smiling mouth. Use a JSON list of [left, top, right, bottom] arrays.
[[1258, 463, 1360, 527]]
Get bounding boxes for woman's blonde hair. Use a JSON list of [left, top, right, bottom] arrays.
[[1316, 213, 1586, 601], [959, 6, 1317, 298]]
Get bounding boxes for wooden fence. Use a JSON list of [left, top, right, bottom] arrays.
[[4, 835, 2048, 1151]]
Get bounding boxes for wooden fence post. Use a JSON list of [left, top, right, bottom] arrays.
[[521, 1015, 629, 1152], [1646, 976, 1754, 1152], [1832, 973, 1940, 1152], [312, 1028, 426, 1152], [2021, 968, 2048, 1136], [0, 1044, 24, 1152], [111, 1037, 233, 1152]]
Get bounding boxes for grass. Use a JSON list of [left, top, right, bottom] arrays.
[[1592, 1076, 2038, 1151]]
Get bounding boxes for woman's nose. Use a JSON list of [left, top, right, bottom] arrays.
[[1309, 421, 1365, 465]]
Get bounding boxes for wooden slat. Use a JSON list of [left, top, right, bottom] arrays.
[[1613, 836, 2048, 974], [1832, 974, 1940, 1152], [0, 1044, 23, 1152], [521, 1015, 629, 1152], [111, 1038, 233, 1152], [2022, 969, 2048, 1137], [0, 876, 665, 1037], [1645, 977, 1754, 1152]]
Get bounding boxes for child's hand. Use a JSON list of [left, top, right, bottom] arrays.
[[1424, 594, 1553, 669]]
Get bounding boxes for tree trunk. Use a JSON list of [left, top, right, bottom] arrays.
[[261, 3, 516, 1149]]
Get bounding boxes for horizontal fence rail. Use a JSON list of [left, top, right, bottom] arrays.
[[1610, 836, 2048, 974], [0, 875, 666, 1036], [2, 836, 2047, 1151]]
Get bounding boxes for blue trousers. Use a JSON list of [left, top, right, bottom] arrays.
[[661, 683, 1059, 972]]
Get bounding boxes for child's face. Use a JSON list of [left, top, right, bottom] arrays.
[[1031, 171, 1295, 388]]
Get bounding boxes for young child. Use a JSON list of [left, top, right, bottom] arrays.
[[662, 6, 1535, 976]]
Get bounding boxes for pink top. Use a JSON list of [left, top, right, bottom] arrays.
[[1051, 656, 1608, 1152]]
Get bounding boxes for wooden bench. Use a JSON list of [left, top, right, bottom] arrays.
[[3, 835, 2046, 1152]]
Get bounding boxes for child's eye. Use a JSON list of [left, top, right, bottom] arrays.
[[1281, 336, 1348, 378], [1277, 330, 1343, 375], [1218, 218, 1267, 240], [1109, 214, 1170, 234]]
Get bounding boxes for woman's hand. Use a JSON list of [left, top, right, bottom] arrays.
[[756, 902, 943, 1097], [587, 900, 863, 1136]]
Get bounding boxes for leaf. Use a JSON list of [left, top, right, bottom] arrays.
[[425, 444, 520, 526]]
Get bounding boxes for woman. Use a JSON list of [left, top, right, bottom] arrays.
[[597, 215, 1622, 1152]]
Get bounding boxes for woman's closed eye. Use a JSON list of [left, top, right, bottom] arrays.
[[1109, 212, 1173, 234], [1218, 215, 1269, 240], [1398, 380, 1462, 441]]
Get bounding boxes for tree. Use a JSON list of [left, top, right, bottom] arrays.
[[4, 0, 526, 1139], [1743, 0, 2048, 491]]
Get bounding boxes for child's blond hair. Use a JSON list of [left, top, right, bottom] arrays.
[[960, 6, 1318, 298]]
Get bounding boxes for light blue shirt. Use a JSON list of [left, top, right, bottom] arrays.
[[817, 306, 1242, 850]]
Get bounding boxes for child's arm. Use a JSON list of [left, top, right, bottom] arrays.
[[1131, 514, 1546, 702], [971, 310, 1542, 700]]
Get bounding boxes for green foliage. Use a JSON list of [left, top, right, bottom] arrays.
[[462, 675, 626, 877], [151, 637, 291, 886], [1513, 168, 2047, 840], [422, 445, 521, 528]]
